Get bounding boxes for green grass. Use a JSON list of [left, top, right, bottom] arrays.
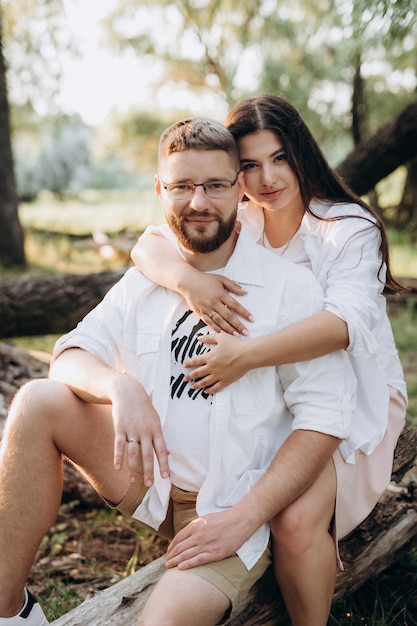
[[19, 188, 164, 235]]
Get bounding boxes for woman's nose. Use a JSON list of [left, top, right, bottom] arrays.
[[260, 165, 276, 186]]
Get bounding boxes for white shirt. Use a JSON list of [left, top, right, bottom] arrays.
[[53, 227, 355, 569], [240, 199, 407, 462], [167, 302, 212, 491]]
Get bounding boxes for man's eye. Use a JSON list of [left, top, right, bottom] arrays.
[[206, 181, 228, 191], [173, 184, 193, 191]]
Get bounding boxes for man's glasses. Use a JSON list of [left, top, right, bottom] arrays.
[[161, 172, 239, 200]]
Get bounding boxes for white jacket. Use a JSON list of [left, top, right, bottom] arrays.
[[54, 227, 355, 569]]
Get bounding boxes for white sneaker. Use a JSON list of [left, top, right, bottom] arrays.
[[0, 590, 49, 625]]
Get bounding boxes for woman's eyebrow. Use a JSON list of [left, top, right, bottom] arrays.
[[240, 148, 285, 163]]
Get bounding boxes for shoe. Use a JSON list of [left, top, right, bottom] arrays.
[[0, 590, 49, 625]]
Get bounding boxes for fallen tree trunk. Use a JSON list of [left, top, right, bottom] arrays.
[[336, 100, 417, 197], [51, 428, 417, 626], [0, 269, 126, 339], [1, 272, 416, 339]]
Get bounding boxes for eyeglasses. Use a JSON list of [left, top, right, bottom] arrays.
[[161, 172, 240, 200]]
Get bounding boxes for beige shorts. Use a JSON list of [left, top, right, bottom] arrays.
[[111, 479, 271, 609]]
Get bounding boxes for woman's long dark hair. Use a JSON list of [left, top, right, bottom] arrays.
[[225, 94, 402, 294]]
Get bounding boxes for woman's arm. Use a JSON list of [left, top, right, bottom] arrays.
[[131, 232, 253, 335], [184, 310, 349, 392]]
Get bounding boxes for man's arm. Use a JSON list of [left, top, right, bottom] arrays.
[[165, 429, 340, 569], [50, 347, 170, 486]]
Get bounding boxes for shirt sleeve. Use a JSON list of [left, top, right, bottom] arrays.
[[52, 270, 134, 370], [317, 211, 385, 357], [275, 262, 356, 440], [141, 223, 182, 254]]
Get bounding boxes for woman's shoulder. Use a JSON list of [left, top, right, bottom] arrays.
[[308, 199, 376, 222]]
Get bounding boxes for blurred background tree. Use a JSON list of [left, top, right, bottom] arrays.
[[0, 0, 416, 267]]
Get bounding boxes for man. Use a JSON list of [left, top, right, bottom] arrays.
[[0, 118, 355, 626]]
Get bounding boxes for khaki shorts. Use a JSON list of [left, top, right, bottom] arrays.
[[110, 475, 271, 609]]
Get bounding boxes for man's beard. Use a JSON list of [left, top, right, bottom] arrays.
[[167, 210, 237, 254]]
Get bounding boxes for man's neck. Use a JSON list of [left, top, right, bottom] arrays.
[[181, 230, 239, 272]]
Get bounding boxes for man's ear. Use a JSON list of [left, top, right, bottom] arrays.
[[154, 174, 162, 200]]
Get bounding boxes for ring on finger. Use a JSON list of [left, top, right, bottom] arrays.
[[209, 311, 218, 320], [127, 437, 139, 444]]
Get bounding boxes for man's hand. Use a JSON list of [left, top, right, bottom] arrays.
[[50, 348, 170, 486], [110, 374, 170, 486], [165, 510, 249, 570]]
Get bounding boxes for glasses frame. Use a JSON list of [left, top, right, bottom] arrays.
[[161, 172, 240, 199]]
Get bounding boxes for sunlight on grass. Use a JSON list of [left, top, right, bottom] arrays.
[[19, 188, 164, 235]]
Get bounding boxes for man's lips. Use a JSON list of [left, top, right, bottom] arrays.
[[185, 215, 217, 225]]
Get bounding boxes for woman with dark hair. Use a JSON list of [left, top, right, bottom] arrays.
[[131, 95, 407, 625]]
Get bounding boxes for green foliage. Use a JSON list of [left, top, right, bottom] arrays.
[[2, 0, 73, 110]]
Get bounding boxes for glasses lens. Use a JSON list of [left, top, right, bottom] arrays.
[[204, 181, 232, 197], [168, 183, 194, 198], [164, 176, 237, 199]]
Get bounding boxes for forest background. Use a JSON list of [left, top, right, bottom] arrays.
[[0, 0, 417, 624]]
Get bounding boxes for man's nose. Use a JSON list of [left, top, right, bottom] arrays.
[[188, 185, 210, 211]]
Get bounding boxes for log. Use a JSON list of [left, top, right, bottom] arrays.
[[0, 271, 416, 340], [51, 427, 417, 626], [336, 100, 417, 196], [0, 269, 126, 338]]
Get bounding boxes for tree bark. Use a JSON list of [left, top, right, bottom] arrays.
[[0, 269, 126, 339], [0, 13, 25, 267], [1, 271, 416, 340], [336, 100, 417, 197]]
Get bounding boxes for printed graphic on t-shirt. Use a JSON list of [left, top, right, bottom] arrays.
[[171, 309, 212, 402]]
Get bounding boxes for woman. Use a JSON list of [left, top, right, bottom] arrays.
[[131, 95, 407, 625]]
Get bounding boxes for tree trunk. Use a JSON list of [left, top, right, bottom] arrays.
[[351, 53, 367, 146], [397, 156, 417, 231], [1, 271, 416, 341], [0, 13, 25, 267], [336, 100, 417, 197], [0, 269, 126, 339]]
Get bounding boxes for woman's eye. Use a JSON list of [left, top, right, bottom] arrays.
[[242, 163, 258, 171]]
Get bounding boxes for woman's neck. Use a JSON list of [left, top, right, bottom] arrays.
[[263, 207, 305, 248]]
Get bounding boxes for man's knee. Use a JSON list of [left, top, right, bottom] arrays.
[[7, 379, 75, 430]]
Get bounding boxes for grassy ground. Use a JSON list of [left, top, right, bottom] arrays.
[[3, 196, 417, 624]]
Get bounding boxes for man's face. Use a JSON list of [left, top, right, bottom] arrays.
[[156, 149, 244, 254]]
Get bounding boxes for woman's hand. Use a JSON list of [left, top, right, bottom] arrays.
[[184, 333, 251, 392], [165, 510, 247, 570], [181, 273, 253, 336]]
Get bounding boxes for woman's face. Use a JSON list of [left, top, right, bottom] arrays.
[[238, 130, 304, 215]]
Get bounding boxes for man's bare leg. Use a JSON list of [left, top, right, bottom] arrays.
[[0, 379, 130, 617], [138, 568, 230, 626], [271, 459, 337, 626]]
